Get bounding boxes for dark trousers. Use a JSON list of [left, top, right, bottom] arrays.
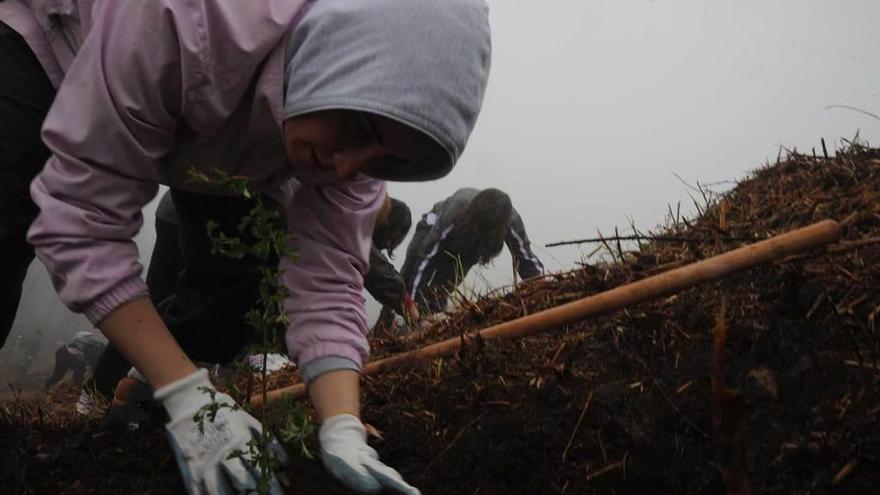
[[399, 219, 431, 292], [0, 22, 56, 348], [159, 190, 271, 364], [147, 212, 185, 305], [91, 191, 272, 397], [400, 220, 465, 315]]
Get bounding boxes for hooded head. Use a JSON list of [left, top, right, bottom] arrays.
[[283, 0, 491, 184]]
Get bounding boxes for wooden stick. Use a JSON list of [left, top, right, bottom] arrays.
[[545, 233, 759, 247], [585, 457, 626, 483], [561, 391, 593, 462], [251, 220, 841, 405], [831, 458, 859, 485]]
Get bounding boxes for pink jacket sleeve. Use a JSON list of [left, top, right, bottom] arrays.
[[27, 1, 223, 323], [283, 179, 386, 370]]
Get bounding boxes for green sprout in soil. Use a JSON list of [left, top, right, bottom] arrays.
[[186, 168, 317, 492], [227, 437, 291, 494], [270, 395, 316, 460]]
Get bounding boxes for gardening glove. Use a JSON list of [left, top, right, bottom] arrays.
[[319, 413, 420, 495], [154, 368, 288, 495]]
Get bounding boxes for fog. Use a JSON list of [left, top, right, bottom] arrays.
[[3, 0, 879, 388]]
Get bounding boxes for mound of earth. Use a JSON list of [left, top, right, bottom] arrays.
[[3, 142, 878, 494]]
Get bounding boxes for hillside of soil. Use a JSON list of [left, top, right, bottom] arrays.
[[2, 142, 878, 494]]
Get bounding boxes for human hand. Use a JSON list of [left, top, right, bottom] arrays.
[[402, 294, 421, 323], [154, 368, 287, 495], [320, 414, 420, 495]]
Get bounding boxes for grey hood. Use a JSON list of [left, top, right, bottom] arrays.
[[284, 0, 492, 181]]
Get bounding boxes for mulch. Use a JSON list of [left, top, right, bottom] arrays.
[[3, 142, 878, 494]]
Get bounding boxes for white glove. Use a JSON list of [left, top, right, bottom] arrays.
[[127, 366, 148, 382], [319, 414, 420, 495], [154, 368, 288, 495]]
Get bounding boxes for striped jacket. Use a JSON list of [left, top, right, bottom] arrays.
[[401, 188, 543, 313]]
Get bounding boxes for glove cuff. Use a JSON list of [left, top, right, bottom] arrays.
[[153, 368, 213, 420], [319, 413, 366, 445], [126, 366, 148, 383], [301, 356, 360, 384]]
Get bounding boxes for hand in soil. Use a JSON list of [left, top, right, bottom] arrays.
[[155, 368, 287, 494], [319, 414, 420, 494]]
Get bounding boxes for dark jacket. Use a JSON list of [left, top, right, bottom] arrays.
[[400, 188, 543, 313], [364, 245, 407, 314]]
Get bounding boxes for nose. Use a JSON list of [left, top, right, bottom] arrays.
[[333, 144, 386, 180]]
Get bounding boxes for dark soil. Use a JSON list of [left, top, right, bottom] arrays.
[[3, 143, 878, 494]]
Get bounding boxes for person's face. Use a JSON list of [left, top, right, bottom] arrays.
[[283, 110, 438, 183]]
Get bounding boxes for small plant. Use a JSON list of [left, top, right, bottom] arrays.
[[272, 395, 316, 460], [186, 168, 317, 493], [192, 385, 239, 435], [227, 436, 290, 494]]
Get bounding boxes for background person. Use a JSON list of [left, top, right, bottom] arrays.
[[401, 188, 544, 316], [44, 330, 105, 389], [366, 196, 422, 333]]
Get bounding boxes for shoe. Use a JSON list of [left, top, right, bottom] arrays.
[[74, 389, 96, 416]]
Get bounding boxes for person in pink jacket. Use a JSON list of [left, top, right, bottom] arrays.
[[0, 0, 491, 493]]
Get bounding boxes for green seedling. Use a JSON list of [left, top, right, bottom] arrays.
[[186, 168, 317, 492]]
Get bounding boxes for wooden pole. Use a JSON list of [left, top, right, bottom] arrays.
[[252, 220, 841, 406]]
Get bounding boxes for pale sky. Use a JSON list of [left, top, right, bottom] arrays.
[[4, 0, 879, 380]]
